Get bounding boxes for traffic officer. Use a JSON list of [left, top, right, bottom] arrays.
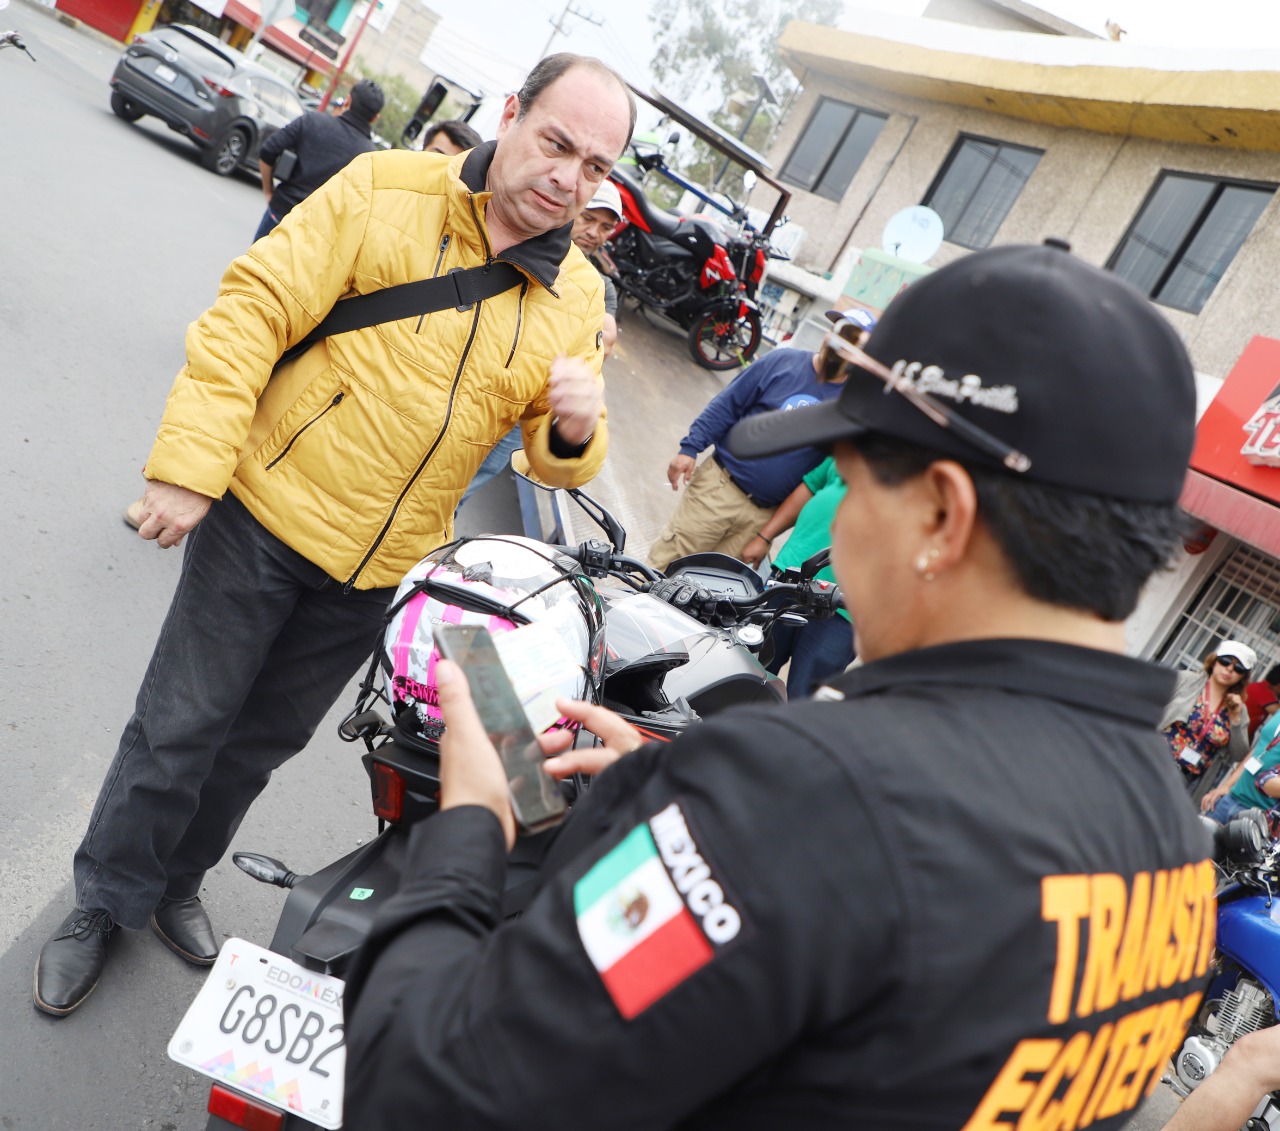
[[341, 242, 1213, 1129]]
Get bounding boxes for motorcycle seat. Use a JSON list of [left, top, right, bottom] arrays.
[[610, 166, 683, 240]]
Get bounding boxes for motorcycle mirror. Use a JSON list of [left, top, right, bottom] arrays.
[[666, 130, 681, 145], [798, 547, 832, 581], [741, 170, 757, 195], [510, 451, 627, 553]]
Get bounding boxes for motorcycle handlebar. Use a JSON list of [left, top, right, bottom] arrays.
[[550, 540, 841, 616]]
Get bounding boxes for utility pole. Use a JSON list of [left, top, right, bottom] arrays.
[[539, 0, 602, 60], [318, 0, 378, 111]]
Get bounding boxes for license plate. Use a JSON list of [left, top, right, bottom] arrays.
[[168, 938, 346, 1129], [154, 62, 177, 83]]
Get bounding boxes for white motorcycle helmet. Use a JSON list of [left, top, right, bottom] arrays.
[[380, 535, 605, 751]]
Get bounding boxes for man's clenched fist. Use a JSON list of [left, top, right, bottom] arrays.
[[547, 356, 603, 446]]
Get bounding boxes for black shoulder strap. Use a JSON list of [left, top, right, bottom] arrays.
[[277, 260, 525, 367]]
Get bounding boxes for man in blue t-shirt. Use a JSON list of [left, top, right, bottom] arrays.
[[647, 307, 876, 570]]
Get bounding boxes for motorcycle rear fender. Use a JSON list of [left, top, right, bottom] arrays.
[[269, 829, 408, 976]]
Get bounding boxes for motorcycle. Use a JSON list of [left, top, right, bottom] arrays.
[[1167, 812, 1280, 1126], [170, 473, 843, 1131], [606, 149, 787, 372]]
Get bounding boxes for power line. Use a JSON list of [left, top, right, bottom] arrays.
[[539, 1, 604, 60]]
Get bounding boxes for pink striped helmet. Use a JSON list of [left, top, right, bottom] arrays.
[[381, 536, 604, 751]]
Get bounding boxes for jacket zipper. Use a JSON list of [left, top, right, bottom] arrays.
[[345, 301, 484, 591], [505, 280, 528, 367], [264, 392, 344, 470], [344, 200, 512, 591], [415, 234, 451, 334]]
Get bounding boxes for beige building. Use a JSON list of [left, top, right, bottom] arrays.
[[756, 0, 1280, 675], [339, 0, 440, 95]]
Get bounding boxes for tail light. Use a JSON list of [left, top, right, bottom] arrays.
[[203, 77, 236, 97], [370, 761, 405, 822], [207, 1085, 284, 1131]]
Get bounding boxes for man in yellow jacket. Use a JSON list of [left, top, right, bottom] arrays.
[[34, 53, 636, 1017]]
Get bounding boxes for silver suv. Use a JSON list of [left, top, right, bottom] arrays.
[[109, 25, 305, 176]]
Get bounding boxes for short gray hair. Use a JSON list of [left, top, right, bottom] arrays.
[[516, 53, 636, 149]]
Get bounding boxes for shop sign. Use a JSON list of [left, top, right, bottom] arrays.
[[1190, 335, 1280, 503]]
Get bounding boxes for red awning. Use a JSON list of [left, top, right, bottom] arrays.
[[1181, 469, 1280, 560], [223, 0, 328, 71]]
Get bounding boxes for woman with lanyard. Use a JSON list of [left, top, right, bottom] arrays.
[[1160, 639, 1254, 793], [1202, 698, 1280, 824]]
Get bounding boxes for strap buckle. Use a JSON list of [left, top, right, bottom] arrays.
[[449, 265, 480, 313]]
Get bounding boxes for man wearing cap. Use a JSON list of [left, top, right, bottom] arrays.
[[646, 306, 875, 571], [458, 180, 623, 507], [341, 240, 1212, 1128]]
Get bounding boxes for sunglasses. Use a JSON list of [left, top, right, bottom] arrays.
[[823, 334, 1032, 475], [1216, 656, 1250, 675]]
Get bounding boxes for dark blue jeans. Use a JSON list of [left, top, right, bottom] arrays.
[[766, 613, 855, 700], [253, 207, 281, 242], [74, 494, 395, 928]]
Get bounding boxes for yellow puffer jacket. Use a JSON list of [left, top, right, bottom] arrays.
[[144, 143, 607, 589]]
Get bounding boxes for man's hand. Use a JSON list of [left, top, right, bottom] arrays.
[[740, 533, 769, 568], [1201, 786, 1227, 813], [135, 481, 214, 549], [547, 356, 603, 447], [542, 698, 646, 780], [667, 453, 695, 490], [436, 660, 576, 851]]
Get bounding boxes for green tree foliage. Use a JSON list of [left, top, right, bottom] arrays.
[[647, 0, 840, 199]]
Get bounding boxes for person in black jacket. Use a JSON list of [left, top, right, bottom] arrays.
[[340, 241, 1215, 1130], [252, 78, 385, 241]]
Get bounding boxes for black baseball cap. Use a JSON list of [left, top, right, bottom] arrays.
[[727, 240, 1197, 504]]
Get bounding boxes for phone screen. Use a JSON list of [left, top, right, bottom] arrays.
[[433, 624, 568, 834]]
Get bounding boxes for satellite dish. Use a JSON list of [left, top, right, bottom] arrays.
[[881, 206, 944, 263]]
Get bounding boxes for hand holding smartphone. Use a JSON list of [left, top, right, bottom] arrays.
[[433, 624, 568, 835]]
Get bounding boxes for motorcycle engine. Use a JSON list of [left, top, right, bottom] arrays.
[[1174, 978, 1274, 1093]]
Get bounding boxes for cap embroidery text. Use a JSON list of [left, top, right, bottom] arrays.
[[889, 360, 1020, 414]]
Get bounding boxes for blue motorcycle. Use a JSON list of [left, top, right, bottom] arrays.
[[1169, 813, 1280, 1126]]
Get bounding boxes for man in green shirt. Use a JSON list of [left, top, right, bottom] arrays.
[[742, 453, 854, 697], [1201, 708, 1280, 823]]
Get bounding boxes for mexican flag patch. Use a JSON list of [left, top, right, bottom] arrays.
[[574, 801, 742, 1019]]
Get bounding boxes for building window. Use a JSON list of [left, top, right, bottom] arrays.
[[1109, 173, 1275, 315], [923, 136, 1042, 250], [780, 98, 887, 202]]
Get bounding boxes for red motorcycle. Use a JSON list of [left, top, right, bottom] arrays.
[[607, 152, 784, 371]]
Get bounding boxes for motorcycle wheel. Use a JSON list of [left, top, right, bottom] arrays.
[[688, 305, 762, 371]]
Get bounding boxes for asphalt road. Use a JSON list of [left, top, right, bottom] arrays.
[[0, 6, 1183, 1128], [0, 8, 722, 1127]]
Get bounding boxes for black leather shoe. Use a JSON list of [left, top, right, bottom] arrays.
[[33, 908, 118, 1017], [150, 896, 218, 966]]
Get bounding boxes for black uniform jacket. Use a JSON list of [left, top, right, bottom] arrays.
[[342, 639, 1214, 1130]]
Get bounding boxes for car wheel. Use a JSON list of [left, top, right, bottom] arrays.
[[202, 128, 249, 176], [110, 90, 145, 122]]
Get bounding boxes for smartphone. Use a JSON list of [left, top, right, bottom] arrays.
[[433, 623, 568, 834]]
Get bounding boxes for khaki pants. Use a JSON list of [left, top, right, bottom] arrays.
[[647, 457, 775, 571]]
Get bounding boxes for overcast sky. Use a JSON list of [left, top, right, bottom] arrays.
[[416, 0, 1280, 126]]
